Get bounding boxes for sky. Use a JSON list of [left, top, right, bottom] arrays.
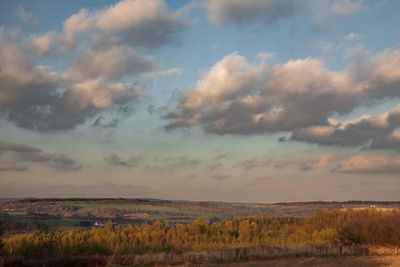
[[0, 0, 400, 202]]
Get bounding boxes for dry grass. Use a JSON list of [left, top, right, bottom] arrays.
[[188, 256, 400, 267]]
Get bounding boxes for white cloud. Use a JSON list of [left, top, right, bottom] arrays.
[[167, 52, 358, 133], [344, 32, 361, 41], [70, 42, 154, 81], [15, 5, 38, 24], [140, 68, 182, 79], [65, 78, 141, 110], [333, 155, 400, 174], [62, 0, 188, 48], [328, 0, 365, 16], [28, 32, 59, 56], [167, 49, 400, 144]]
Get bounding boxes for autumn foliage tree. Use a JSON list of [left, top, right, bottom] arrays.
[[2, 209, 400, 260]]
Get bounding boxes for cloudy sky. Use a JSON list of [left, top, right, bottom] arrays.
[[0, 0, 400, 202]]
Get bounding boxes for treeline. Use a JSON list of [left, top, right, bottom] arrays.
[[1, 209, 400, 260]]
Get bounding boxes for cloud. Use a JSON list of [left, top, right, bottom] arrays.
[[209, 174, 230, 180], [0, 183, 153, 198], [333, 155, 400, 174], [213, 154, 226, 161], [234, 157, 270, 170], [103, 152, 143, 167], [185, 173, 197, 179], [0, 141, 82, 171], [207, 161, 222, 170], [28, 32, 59, 56], [70, 40, 154, 81], [166, 52, 357, 134], [2, 2, 186, 131], [158, 155, 200, 170], [0, 162, 28, 172], [206, 0, 366, 27], [103, 153, 200, 170], [63, 0, 188, 48], [0, 29, 62, 129], [344, 32, 361, 41], [64, 78, 141, 110], [369, 131, 400, 151], [16, 151, 82, 171], [140, 68, 182, 80], [0, 28, 145, 130], [207, 0, 305, 27], [291, 104, 400, 146], [274, 154, 337, 171], [167, 49, 400, 147], [15, 5, 38, 24], [45, 154, 83, 171], [0, 141, 41, 153], [327, 0, 365, 16], [312, 0, 366, 22], [278, 136, 288, 142]]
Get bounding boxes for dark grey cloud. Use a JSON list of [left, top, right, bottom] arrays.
[[291, 104, 400, 147], [103, 152, 143, 168], [0, 141, 41, 153], [103, 152, 200, 170], [17, 151, 82, 171], [209, 174, 230, 180], [92, 116, 119, 128], [207, 0, 305, 27], [369, 132, 400, 151], [234, 157, 270, 170], [158, 155, 200, 170], [274, 155, 337, 171], [278, 136, 288, 142], [0, 162, 28, 172], [207, 0, 367, 27], [0, 141, 82, 171]]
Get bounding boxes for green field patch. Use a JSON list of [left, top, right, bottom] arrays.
[[52, 201, 224, 220]]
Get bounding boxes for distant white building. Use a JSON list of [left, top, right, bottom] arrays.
[[94, 221, 104, 227]]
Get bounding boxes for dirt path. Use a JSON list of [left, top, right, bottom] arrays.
[[178, 256, 400, 267]]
